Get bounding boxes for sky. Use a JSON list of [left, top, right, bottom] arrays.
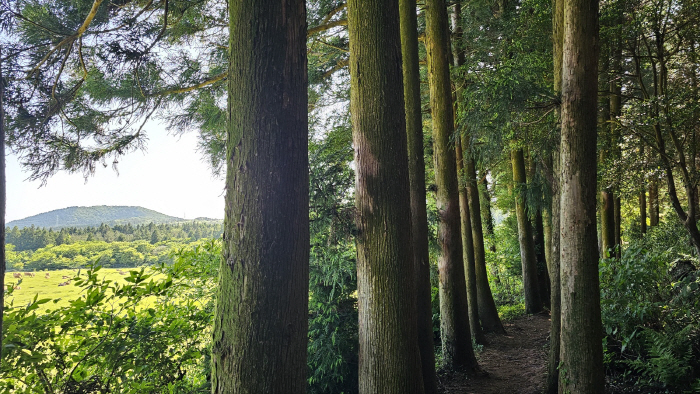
[[5, 126, 226, 223]]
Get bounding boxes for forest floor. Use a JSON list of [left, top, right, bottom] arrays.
[[439, 313, 551, 394]]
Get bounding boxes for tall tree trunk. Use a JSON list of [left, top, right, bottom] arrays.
[[457, 139, 487, 345], [533, 209, 550, 309], [600, 188, 615, 258], [479, 175, 503, 286], [347, 0, 427, 392], [610, 38, 623, 258], [426, 0, 479, 371], [599, 88, 615, 258], [527, 153, 550, 309], [212, 1, 309, 392], [558, 0, 604, 389], [466, 152, 506, 333], [0, 46, 6, 361], [649, 180, 659, 226], [614, 196, 622, 259], [640, 144, 647, 235], [452, 2, 485, 346], [511, 149, 543, 314], [545, 0, 563, 390], [400, 0, 439, 391], [452, 0, 505, 336]]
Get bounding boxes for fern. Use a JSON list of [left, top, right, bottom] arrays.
[[626, 326, 694, 389]]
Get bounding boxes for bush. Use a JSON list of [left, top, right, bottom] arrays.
[[601, 216, 700, 392], [1, 240, 221, 394]]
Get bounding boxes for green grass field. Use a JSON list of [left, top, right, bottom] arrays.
[[4, 268, 156, 310]]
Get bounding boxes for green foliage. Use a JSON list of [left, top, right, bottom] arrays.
[[1, 242, 218, 394], [626, 327, 696, 389], [601, 217, 700, 392], [307, 118, 359, 394], [6, 220, 223, 253]]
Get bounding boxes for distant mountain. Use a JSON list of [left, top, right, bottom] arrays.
[[7, 206, 186, 229]]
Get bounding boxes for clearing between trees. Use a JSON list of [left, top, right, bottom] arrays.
[[440, 314, 550, 394]]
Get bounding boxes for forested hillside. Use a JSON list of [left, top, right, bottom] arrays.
[[4, 220, 224, 271], [7, 206, 188, 229], [1, 0, 699, 393]]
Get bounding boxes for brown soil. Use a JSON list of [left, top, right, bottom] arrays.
[[439, 313, 551, 394]]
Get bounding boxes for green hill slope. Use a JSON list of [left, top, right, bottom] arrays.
[[7, 206, 185, 229]]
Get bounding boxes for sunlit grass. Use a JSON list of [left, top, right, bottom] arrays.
[[3, 268, 163, 311]]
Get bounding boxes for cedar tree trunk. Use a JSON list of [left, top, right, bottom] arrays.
[[558, 0, 605, 390], [457, 138, 487, 345], [511, 149, 543, 314], [348, 0, 427, 391], [211, 1, 309, 392], [400, 0, 439, 390], [426, 0, 479, 371]]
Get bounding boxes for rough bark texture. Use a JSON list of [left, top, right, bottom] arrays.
[[545, 0, 563, 390], [649, 181, 659, 226], [426, 0, 478, 371], [452, 0, 503, 338], [465, 151, 506, 334], [457, 139, 487, 345], [533, 209, 551, 309], [640, 144, 647, 234], [558, 0, 604, 390], [400, 0, 439, 390], [479, 176, 503, 286], [600, 187, 615, 258], [0, 47, 6, 360], [348, 0, 427, 391], [211, 1, 309, 393], [614, 196, 622, 259], [511, 149, 543, 314]]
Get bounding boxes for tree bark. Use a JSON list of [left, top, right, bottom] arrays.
[[649, 180, 659, 226], [640, 144, 647, 235], [558, 0, 604, 389], [511, 149, 543, 314], [426, 0, 479, 371], [400, 0, 439, 391], [212, 1, 309, 392], [465, 152, 506, 333], [348, 0, 427, 391], [457, 139, 487, 345], [479, 175, 503, 286], [545, 0, 563, 390], [533, 208, 550, 309]]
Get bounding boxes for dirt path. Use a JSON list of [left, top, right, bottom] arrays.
[[439, 313, 551, 394]]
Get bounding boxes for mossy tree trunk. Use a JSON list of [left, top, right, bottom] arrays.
[[212, 1, 309, 392], [466, 153, 506, 333], [511, 149, 543, 314], [545, 0, 563, 389], [558, 0, 604, 389], [400, 0, 439, 391], [479, 175, 504, 288], [426, 0, 479, 371], [649, 180, 659, 227], [456, 138, 487, 345], [348, 0, 426, 391], [452, 1, 492, 342], [640, 144, 647, 234]]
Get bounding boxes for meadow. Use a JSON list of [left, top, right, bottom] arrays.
[[4, 268, 159, 310]]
